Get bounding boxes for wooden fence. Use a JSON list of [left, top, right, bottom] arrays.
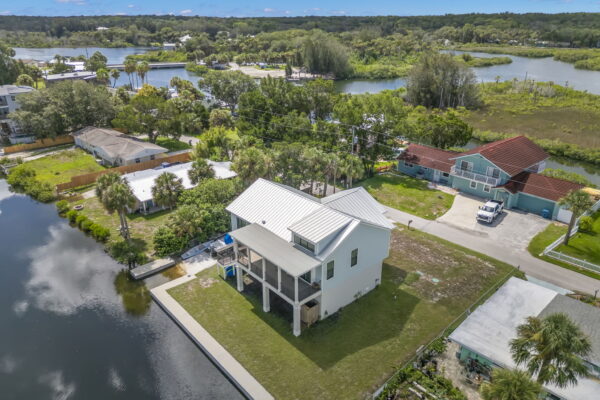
[[56, 152, 191, 191], [2, 136, 74, 154]]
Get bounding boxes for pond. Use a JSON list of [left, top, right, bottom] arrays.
[[0, 180, 243, 400], [13, 47, 153, 65]]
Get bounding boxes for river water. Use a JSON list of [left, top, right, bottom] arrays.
[[0, 180, 243, 400]]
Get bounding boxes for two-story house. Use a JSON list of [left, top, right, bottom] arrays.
[[219, 178, 394, 336], [0, 84, 35, 144], [398, 136, 584, 221]]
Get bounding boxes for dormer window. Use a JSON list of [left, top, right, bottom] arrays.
[[293, 234, 315, 253]]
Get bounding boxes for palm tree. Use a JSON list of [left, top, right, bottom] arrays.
[[136, 61, 150, 85], [169, 205, 201, 240], [558, 190, 593, 245], [340, 154, 364, 188], [95, 172, 122, 198], [302, 147, 325, 195], [188, 159, 215, 185], [322, 153, 340, 196], [480, 369, 542, 400], [510, 313, 591, 388], [231, 147, 269, 186], [95, 68, 110, 85], [100, 180, 136, 241], [110, 68, 120, 88], [151, 172, 184, 210], [124, 59, 137, 89]]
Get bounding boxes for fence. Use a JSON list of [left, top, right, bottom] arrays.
[[542, 199, 600, 273], [371, 268, 520, 399], [56, 152, 191, 191], [2, 136, 74, 154]]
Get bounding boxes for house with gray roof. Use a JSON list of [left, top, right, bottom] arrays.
[[218, 178, 394, 336], [72, 127, 168, 166], [449, 277, 600, 400]]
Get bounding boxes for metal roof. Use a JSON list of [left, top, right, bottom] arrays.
[[321, 187, 395, 229], [231, 223, 321, 277], [0, 85, 34, 96], [288, 207, 353, 243]]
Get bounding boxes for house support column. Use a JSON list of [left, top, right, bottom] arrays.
[[293, 304, 301, 337], [236, 266, 244, 292], [262, 284, 270, 312]]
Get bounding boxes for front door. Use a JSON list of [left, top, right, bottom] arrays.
[[433, 169, 441, 183]]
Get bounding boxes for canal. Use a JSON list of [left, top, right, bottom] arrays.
[[0, 180, 243, 400]]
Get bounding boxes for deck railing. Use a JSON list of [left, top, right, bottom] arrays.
[[450, 166, 499, 186]]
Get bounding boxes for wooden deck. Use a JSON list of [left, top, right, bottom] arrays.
[[130, 257, 177, 280]]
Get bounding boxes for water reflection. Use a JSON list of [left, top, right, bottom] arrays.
[[113, 270, 152, 317]]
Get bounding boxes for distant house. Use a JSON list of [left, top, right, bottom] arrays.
[[450, 277, 600, 400], [398, 136, 583, 221], [219, 179, 394, 336], [72, 127, 168, 166], [163, 43, 177, 51], [123, 160, 237, 213], [44, 71, 96, 84], [0, 85, 35, 144]]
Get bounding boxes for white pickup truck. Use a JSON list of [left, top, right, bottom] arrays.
[[476, 200, 504, 223]]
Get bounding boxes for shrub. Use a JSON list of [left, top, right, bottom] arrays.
[[579, 216, 594, 233], [75, 214, 88, 228], [109, 240, 148, 266], [55, 200, 70, 215], [153, 226, 188, 257], [65, 209, 78, 223], [80, 219, 93, 232], [90, 223, 110, 242]]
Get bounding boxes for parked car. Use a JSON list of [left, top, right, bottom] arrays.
[[476, 200, 504, 223]]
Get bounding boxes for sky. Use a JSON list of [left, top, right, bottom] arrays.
[[1, 0, 600, 17]]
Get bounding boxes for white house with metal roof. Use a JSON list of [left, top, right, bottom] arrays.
[[72, 127, 168, 166], [123, 160, 237, 213], [218, 178, 394, 336], [449, 277, 600, 400], [0, 85, 35, 144]]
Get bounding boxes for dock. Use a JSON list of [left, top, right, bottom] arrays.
[[130, 257, 177, 280], [107, 62, 186, 70]]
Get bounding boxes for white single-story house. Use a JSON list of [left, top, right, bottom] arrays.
[[123, 160, 237, 213], [449, 277, 600, 400], [72, 127, 168, 166], [217, 178, 394, 336], [44, 71, 97, 84]]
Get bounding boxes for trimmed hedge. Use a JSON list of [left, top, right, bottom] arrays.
[[55, 200, 70, 215], [61, 209, 111, 242]]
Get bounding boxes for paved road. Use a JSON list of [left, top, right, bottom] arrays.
[[384, 206, 600, 295]]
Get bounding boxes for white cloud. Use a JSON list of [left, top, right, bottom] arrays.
[[55, 0, 86, 5], [0, 11, 11, 15], [114, 12, 127, 15], [127, 4, 134, 8], [263, 8, 275, 12], [180, 9, 192, 15], [13, 300, 29, 317], [331, 10, 347, 15], [284, 10, 291, 15], [0, 355, 18, 374], [39, 371, 76, 400], [108, 367, 126, 391]]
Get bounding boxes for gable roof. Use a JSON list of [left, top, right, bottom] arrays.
[[452, 136, 548, 176], [321, 187, 395, 229], [288, 207, 353, 243], [500, 171, 584, 202], [398, 143, 459, 173], [73, 127, 167, 161]]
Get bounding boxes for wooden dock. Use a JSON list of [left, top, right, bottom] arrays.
[[107, 62, 186, 71], [130, 257, 177, 280]]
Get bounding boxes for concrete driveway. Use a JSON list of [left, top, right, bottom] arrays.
[[437, 194, 551, 251]]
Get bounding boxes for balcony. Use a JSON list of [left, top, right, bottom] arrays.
[[450, 166, 499, 186]]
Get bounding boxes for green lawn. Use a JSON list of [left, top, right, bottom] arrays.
[[23, 148, 105, 185], [153, 137, 192, 152], [528, 219, 600, 280], [168, 227, 515, 400], [75, 196, 173, 257], [358, 173, 455, 220]]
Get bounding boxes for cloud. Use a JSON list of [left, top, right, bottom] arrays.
[[39, 371, 76, 400], [0, 355, 18, 374], [55, 0, 86, 5], [12, 300, 29, 317], [180, 9, 192, 15], [127, 4, 134, 7], [331, 10, 347, 15], [0, 11, 11, 15], [263, 8, 275, 12], [108, 367, 126, 391], [284, 10, 291, 15], [114, 12, 127, 15]]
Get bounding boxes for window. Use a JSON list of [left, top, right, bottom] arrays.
[[294, 235, 315, 253], [460, 161, 472, 171], [135, 158, 140, 163], [442, 172, 449, 177], [404, 161, 414, 168], [11, 96, 15, 101], [150, 155, 155, 160], [236, 216, 249, 228], [300, 271, 311, 283], [486, 167, 500, 178], [326, 261, 334, 280], [483, 185, 491, 193], [351, 249, 358, 267], [469, 181, 477, 189]]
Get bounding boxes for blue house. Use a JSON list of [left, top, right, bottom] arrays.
[[398, 136, 584, 221]]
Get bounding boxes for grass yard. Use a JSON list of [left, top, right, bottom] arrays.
[[528, 219, 600, 280], [168, 227, 515, 400], [358, 173, 455, 220], [75, 196, 173, 256], [23, 148, 104, 185], [153, 137, 192, 152]]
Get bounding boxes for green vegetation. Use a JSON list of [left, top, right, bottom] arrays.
[[169, 227, 514, 400], [125, 50, 189, 63], [555, 212, 600, 265], [358, 173, 455, 220], [152, 137, 192, 152], [541, 169, 595, 188], [378, 367, 466, 400], [455, 53, 512, 67], [528, 222, 600, 280], [6, 165, 55, 202]]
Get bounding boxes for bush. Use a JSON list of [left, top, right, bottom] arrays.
[[75, 214, 88, 228], [65, 209, 78, 223], [153, 226, 188, 257], [80, 219, 93, 232], [55, 200, 70, 215], [6, 165, 55, 202], [579, 216, 594, 233], [90, 223, 110, 242], [109, 240, 148, 267]]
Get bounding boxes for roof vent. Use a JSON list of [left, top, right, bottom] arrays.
[[262, 220, 266, 224]]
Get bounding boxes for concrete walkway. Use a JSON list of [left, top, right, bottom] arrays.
[[151, 255, 274, 400], [384, 206, 600, 295]]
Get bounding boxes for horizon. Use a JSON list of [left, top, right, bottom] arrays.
[[2, 0, 600, 18]]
